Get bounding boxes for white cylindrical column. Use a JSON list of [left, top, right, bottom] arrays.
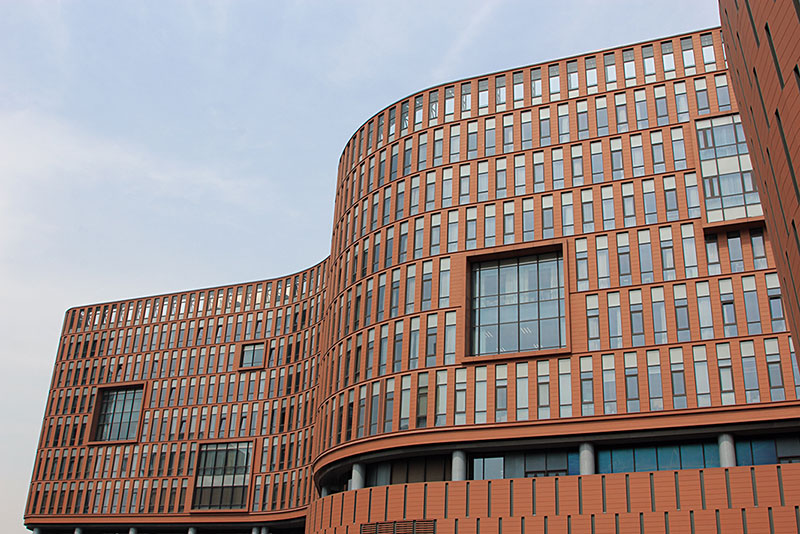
[[352, 462, 366, 490], [452, 450, 467, 481], [321, 486, 329, 497], [579, 442, 596, 475], [130, 528, 138, 534], [261, 528, 270, 534], [252, 527, 260, 534], [74, 529, 83, 534], [32, 529, 41, 534], [719, 433, 736, 468], [188, 528, 198, 534]]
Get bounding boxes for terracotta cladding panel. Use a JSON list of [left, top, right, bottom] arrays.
[[307, 465, 800, 534]]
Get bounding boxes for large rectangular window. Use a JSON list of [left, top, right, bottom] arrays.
[[193, 442, 252, 510], [94, 387, 143, 441], [471, 253, 565, 356]]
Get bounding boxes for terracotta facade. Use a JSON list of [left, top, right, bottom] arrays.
[[25, 28, 800, 534]]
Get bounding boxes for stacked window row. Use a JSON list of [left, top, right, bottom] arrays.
[[584, 272, 786, 354], [339, 32, 724, 173], [63, 264, 326, 336], [317, 335, 797, 449], [575, 224, 771, 290], [336, 71, 733, 227], [334, 123, 699, 267]]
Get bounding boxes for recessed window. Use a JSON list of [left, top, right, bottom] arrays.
[[94, 387, 143, 441], [240, 343, 264, 367], [471, 252, 565, 356], [193, 442, 252, 510]]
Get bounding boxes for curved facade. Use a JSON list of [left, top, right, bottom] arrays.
[[26, 28, 800, 534]]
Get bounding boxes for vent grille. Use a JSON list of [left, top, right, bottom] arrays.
[[360, 520, 436, 534]]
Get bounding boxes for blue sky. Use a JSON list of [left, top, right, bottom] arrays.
[[0, 1, 721, 531]]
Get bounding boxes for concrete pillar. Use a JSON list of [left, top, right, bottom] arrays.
[[188, 528, 197, 534], [32, 529, 41, 534], [352, 462, 366, 490], [129, 528, 138, 534], [252, 528, 259, 534], [74, 529, 83, 534], [260, 528, 270, 534], [321, 486, 329, 497], [719, 433, 736, 468], [452, 450, 467, 481], [579, 442, 595, 475]]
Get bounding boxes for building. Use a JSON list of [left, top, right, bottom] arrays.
[[718, 0, 800, 345], [25, 28, 800, 534]]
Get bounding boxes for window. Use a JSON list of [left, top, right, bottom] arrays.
[[764, 338, 785, 401], [614, 94, 628, 133], [455, 368, 467, 424], [472, 253, 566, 356], [495, 158, 507, 198], [516, 362, 529, 420], [523, 198, 536, 241], [716, 343, 735, 405], [694, 78, 710, 115], [673, 284, 690, 342], [696, 281, 714, 339], [638, 229, 654, 283], [629, 289, 644, 345], [634, 89, 648, 129], [558, 358, 571, 417], [766, 273, 786, 331], [94, 387, 143, 441], [585, 57, 597, 93], [623, 49, 636, 85], [596, 235, 610, 288], [647, 350, 663, 410], [581, 189, 594, 233], [496, 364, 508, 422], [521, 111, 532, 149], [742, 276, 762, 334], [572, 144, 585, 185], [715, 75, 731, 111], [467, 122, 478, 159], [513, 72, 524, 107], [577, 101, 589, 139], [561, 192, 574, 236], [240, 343, 264, 368], [751, 229, 768, 269], [461, 82, 472, 117], [484, 205, 496, 247], [741, 340, 760, 403], [576, 238, 589, 291], [681, 37, 696, 71], [659, 227, 676, 281], [485, 118, 496, 157], [736, 437, 800, 466], [587, 294, 600, 350], [701, 33, 716, 69], [662, 41, 675, 77], [655, 86, 669, 126], [720, 278, 738, 337], [475, 366, 487, 423], [539, 108, 551, 146], [597, 442, 719, 473], [549, 64, 560, 97], [580, 356, 594, 415], [622, 183, 636, 227], [541, 196, 553, 239], [618, 232, 632, 286], [537, 360, 551, 419], [624, 352, 640, 412], [193, 442, 252, 510], [602, 354, 617, 414], [705, 235, 721, 275], [674, 82, 689, 122], [558, 103, 570, 142], [604, 53, 617, 88], [601, 186, 615, 230], [530, 68, 542, 102], [693, 346, 711, 406], [669, 347, 687, 409], [651, 131, 665, 173], [608, 292, 622, 348], [681, 224, 698, 278], [594, 96, 608, 136], [643, 45, 655, 79], [685, 173, 700, 218], [449, 126, 460, 163], [651, 287, 667, 344], [631, 135, 645, 176], [552, 148, 565, 189]]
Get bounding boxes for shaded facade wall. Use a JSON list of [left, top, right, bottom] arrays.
[[25, 27, 800, 534], [719, 0, 800, 341]]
